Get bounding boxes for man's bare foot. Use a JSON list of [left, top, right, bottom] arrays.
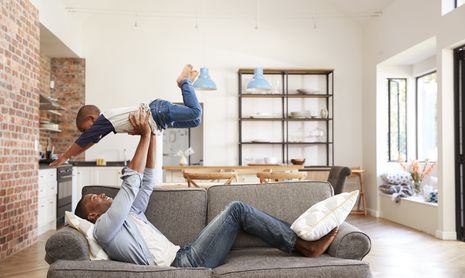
[[177, 64, 193, 87], [294, 227, 338, 257]]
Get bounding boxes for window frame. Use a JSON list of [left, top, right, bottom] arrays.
[[415, 70, 437, 162], [387, 78, 408, 162]]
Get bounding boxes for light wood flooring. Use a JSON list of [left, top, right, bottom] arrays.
[[1, 216, 465, 277]]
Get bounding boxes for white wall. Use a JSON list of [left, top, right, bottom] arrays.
[[78, 0, 364, 167], [363, 0, 465, 239]]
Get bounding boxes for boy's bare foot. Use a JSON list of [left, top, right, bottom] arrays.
[[190, 70, 199, 83], [294, 227, 338, 257], [177, 64, 193, 87]]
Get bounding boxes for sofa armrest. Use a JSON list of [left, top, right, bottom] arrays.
[[327, 221, 371, 260], [45, 226, 90, 264], [47, 260, 212, 278]]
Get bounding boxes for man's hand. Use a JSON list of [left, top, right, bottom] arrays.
[[49, 155, 67, 167], [128, 108, 151, 136]]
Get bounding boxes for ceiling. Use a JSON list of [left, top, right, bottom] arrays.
[[44, 0, 396, 56], [328, 0, 394, 16], [60, 0, 396, 24]]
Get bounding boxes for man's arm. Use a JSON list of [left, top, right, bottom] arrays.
[[126, 111, 152, 173], [94, 111, 151, 244], [132, 134, 157, 214]]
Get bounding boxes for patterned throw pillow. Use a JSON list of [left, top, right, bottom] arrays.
[[290, 190, 359, 241], [380, 170, 412, 184], [65, 211, 109, 260]]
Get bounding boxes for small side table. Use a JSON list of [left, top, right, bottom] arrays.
[[350, 168, 367, 216]]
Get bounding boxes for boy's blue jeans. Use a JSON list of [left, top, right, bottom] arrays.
[[171, 201, 297, 268], [150, 80, 202, 129]]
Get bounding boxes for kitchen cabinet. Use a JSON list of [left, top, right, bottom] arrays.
[[75, 166, 122, 202], [238, 68, 334, 167], [38, 169, 57, 235]]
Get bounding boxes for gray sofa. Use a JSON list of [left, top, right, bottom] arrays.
[[45, 181, 372, 277]]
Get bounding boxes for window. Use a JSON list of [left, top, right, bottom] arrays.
[[388, 78, 407, 161], [416, 72, 437, 161]]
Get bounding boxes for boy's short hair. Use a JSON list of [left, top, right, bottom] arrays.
[[76, 105, 100, 127]]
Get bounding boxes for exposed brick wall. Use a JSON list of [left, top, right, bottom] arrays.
[[50, 58, 86, 160], [0, 0, 40, 260]]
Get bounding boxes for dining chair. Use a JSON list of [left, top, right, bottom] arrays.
[[182, 170, 237, 188], [256, 170, 307, 184]]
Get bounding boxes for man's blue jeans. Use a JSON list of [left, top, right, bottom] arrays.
[[171, 201, 297, 268], [149, 80, 202, 130]]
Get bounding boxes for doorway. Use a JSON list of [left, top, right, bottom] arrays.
[[454, 45, 465, 241]]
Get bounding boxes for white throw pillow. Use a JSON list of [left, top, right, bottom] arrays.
[[65, 211, 109, 260], [290, 190, 359, 241]]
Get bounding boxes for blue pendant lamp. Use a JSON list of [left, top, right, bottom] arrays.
[[193, 67, 217, 91], [247, 68, 271, 92]]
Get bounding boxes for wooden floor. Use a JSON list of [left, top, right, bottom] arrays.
[[1, 216, 465, 277]]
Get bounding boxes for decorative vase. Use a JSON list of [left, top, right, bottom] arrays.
[[413, 180, 422, 195], [179, 155, 188, 166], [320, 108, 329, 119], [422, 184, 433, 201]]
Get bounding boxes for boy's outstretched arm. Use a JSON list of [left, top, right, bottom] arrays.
[[50, 114, 115, 167], [50, 143, 94, 167]]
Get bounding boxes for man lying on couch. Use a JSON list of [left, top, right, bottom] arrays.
[[74, 111, 338, 268]]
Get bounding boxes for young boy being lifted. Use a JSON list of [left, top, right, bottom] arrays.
[[50, 64, 201, 167]]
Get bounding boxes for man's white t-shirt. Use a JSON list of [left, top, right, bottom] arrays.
[[129, 213, 180, 266]]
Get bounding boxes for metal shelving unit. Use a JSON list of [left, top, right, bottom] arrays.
[[238, 68, 334, 167]]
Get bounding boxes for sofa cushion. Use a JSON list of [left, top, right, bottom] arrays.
[[213, 248, 372, 278], [48, 260, 212, 278], [290, 190, 359, 241], [207, 182, 333, 248], [82, 186, 207, 245]]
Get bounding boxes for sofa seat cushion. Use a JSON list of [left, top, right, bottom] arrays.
[[213, 248, 372, 278], [48, 260, 212, 278]]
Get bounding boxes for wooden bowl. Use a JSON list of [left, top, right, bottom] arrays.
[[290, 159, 305, 165]]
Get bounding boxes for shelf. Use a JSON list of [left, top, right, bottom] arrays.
[[240, 117, 332, 122], [240, 118, 284, 121], [287, 118, 333, 121], [240, 142, 332, 145], [238, 68, 334, 166], [40, 127, 62, 132], [287, 94, 333, 98], [238, 68, 333, 75], [239, 93, 333, 98], [46, 110, 62, 116], [240, 94, 285, 98], [240, 142, 285, 145], [287, 142, 333, 145], [39, 94, 65, 111]]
